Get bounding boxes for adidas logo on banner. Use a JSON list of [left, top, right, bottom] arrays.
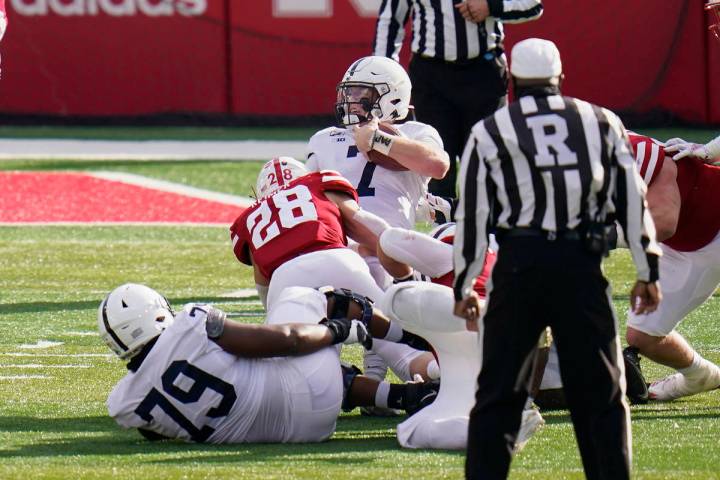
[[10, 0, 207, 16]]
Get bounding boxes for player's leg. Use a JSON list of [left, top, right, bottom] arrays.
[[342, 369, 439, 415], [626, 244, 720, 400], [266, 249, 384, 312], [378, 227, 453, 279]]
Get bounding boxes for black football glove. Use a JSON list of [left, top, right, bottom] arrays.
[[321, 317, 372, 349]]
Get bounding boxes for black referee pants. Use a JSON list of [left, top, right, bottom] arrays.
[[465, 237, 631, 480], [409, 54, 507, 199]]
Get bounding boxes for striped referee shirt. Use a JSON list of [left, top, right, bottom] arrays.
[[373, 0, 543, 63], [453, 91, 661, 301]]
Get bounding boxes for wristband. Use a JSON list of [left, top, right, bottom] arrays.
[[205, 307, 227, 339], [371, 129, 395, 155]]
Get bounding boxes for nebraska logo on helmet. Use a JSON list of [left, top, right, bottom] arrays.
[[255, 156, 308, 199]]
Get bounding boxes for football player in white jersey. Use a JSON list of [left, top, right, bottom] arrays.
[[306, 55, 450, 289], [306, 56, 449, 389], [101, 284, 439, 443]]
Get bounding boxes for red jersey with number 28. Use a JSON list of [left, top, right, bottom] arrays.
[[230, 171, 358, 279], [629, 132, 720, 251]]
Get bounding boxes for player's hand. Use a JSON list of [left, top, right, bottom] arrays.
[[455, 0, 490, 23], [321, 317, 373, 349], [630, 280, 662, 315], [353, 118, 379, 153], [425, 193, 453, 223], [664, 138, 711, 162], [454, 292, 482, 331]]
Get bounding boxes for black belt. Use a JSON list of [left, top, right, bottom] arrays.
[[413, 51, 500, 67], [496, 228, 581, 242]]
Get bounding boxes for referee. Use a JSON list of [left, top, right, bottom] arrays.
[[452, 39, 662, 480], [373, 0, 543, 201]]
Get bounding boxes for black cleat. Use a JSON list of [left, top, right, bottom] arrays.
[[623, 346, 649, 405], [402, 379, 440, 415]]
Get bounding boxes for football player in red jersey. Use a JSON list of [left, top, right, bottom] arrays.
[[231, 157, 389, 309], [230, 157, 437, 384], [623, 133, 720, 401]]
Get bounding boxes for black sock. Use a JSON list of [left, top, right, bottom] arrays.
[[386, 384, 406, 410], [400, 331, 431, 351]]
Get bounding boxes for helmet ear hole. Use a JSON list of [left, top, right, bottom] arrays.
[[98, 283, 176, 360]]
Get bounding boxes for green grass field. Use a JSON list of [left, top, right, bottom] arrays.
[[1, 127, 719, 479]]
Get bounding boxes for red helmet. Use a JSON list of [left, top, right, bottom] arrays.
[[707, 0, 720, 42]]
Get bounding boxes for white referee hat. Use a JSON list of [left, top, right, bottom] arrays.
[[510, 38, 562, 84]]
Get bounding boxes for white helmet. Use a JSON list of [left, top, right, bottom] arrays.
[[335, 56, 411, 126], [429, 222, 456, 243], [256, 156, 308, 199], [98, 283, 175, 360]]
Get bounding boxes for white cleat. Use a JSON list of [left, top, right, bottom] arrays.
[[513, 408, 545, 454], [649, 368, 720, 401]]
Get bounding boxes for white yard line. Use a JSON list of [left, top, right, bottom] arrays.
[[218, 288, 260, 298], [0, 139, 307, 161], [0, 375, 49, 380], [0, 364, 91, 369], [63, 331, 99, 337], [18, 340, 64, 349], [0, 353, 112, 358], [89, 171, 254, 207]]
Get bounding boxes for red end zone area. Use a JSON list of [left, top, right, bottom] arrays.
[[0, 172, 247, 225]]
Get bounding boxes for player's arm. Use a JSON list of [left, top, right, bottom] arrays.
[[325, 190, 391, 254], [645, 159, 680, 242], [354, 119, 450, 179], [249, 252, 270, 310], [212, 320, 337, 358], [456, 0, 543, 24]]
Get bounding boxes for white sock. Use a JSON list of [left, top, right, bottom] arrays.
[[374, 381, 391, 409], [678, 352, 703, 378], [383, 321, 404, 342], [426, 359, 440, 380]]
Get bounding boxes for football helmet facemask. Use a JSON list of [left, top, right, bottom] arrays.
[[335, 56, 411, 126], [98, 283, 175, 360], [255, 156, 308, 199], [708, 0, 720, 42]]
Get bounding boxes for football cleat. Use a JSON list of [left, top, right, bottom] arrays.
[[622, 346, 649, 404], [513, 407, 545, 454], [402, 378, 440, 416], [649, 366, 720, 401]]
